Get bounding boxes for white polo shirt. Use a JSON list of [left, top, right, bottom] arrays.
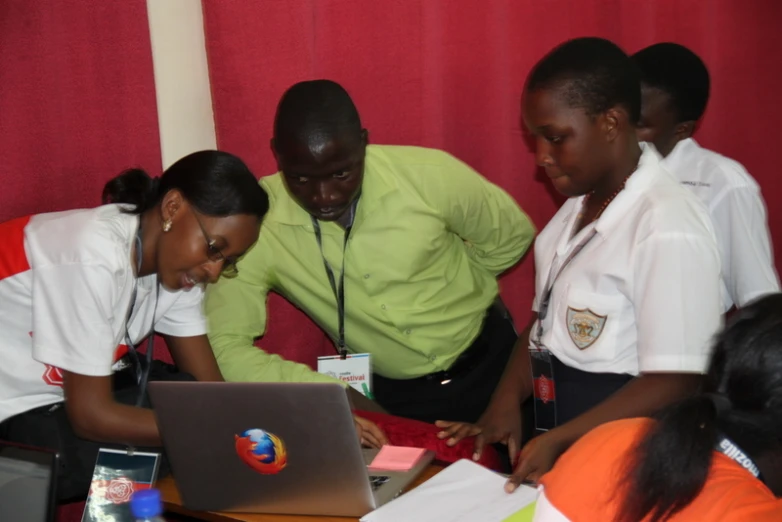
[[531, 145, 722, 375], [0, 205, 207, 423], [662, 138, 779, 310]]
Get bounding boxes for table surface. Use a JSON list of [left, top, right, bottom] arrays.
[[158, 464, 445, 522]]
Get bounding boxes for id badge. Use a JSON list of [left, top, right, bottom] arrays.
[[81, 448, 160, 522], [317, 353, 373, 398], [529, 345, 557, 432]]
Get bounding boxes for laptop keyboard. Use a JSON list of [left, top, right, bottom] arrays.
[[369, 475, 390, 491]]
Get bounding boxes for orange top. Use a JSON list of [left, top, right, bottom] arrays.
[[538, 418, 781, 522]]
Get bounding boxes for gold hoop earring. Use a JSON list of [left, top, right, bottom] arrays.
[[162, 219, 172, 232]]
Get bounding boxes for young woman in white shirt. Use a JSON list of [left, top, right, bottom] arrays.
[[632, 42, 779, 311], [437, 37, 723, 491], [0, 150, 268, 499]]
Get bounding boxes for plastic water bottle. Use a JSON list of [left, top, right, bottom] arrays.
[[130, 488, 166, 522]]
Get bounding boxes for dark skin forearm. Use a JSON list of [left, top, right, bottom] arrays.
[[553, 373, 702, 446], [63, 372, 161, 446], [62, 335, 223, 447], [497, 315, 701, 440], [162, 334, 224, 381], [507, 372, 703, 486]]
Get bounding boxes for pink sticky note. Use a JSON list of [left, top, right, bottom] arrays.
[[368, 445, 427, 472]]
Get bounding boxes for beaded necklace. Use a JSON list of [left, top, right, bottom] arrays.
[[577, 165, 638, 224]]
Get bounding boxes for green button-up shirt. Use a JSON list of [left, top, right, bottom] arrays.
[[206, 145, 535, 382]]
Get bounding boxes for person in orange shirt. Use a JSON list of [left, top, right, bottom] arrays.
[[533, 292, 782, 521]]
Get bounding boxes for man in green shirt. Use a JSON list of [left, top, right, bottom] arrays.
[[206, 80, 535, 423]]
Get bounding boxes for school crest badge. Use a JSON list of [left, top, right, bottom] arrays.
[[566, 307, 606, 350]]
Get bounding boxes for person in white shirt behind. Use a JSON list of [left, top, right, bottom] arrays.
[[632, 42, 780, 310]]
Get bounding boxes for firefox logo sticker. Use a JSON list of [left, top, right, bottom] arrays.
[[234, 429, 288, 474]]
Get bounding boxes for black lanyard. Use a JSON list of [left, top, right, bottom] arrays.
[[311, 200, 358, 359], [533, 227, 598, 346], [715, 434, 765, 482], [125, 225, 159, 407]]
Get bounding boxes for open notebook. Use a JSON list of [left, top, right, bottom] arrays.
[[360, 459, 538, 522]]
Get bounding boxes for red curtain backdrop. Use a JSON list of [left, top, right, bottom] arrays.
[[203, 0, 782, 364], [0, 0, 161, 222], [2, 1, 779, 368]]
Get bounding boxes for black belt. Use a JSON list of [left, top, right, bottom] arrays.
[[424, 341, 484, 384]]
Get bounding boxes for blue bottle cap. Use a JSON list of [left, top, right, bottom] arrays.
[[130, 488, 162, 518]]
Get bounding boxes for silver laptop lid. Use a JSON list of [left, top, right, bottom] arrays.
[[0, 440, 59, 522], [149, 382, 376, 516]]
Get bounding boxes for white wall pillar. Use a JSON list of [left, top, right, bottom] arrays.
[[146, 0, 216, 169]]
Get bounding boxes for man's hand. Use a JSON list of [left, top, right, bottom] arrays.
[[354, 415, 388, 448], [505, 429, 569, 492], [435, 399, 522, 462]]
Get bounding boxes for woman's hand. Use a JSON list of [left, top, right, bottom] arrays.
[[505, 429, 569, 492], [354, 415, 389, 448], [435, 397, 523, 462]]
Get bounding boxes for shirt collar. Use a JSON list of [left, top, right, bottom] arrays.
[[592, 142, 662, 235], [662, 137, 700, 172]]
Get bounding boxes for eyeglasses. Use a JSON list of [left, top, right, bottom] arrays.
[[190, 210, 239, 278]]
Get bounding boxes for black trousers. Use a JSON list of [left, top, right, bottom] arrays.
[[373, 304, 518, 425], [0, 361, 194, 502]]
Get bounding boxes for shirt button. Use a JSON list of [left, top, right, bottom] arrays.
[[430, 355, 437, 361], [364, 274, 370, 279], [405, 329, 411, 335], [381, 304, 387, 310]]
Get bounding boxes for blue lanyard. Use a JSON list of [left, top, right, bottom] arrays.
[[311, 200, 358, 359], [125, 224, 159, 407]]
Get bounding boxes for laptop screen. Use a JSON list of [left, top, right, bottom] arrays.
[[0, 441, 58, 522]]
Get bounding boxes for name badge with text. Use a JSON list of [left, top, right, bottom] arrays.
[[81, 448, 160, 522], [317, 353, 373, 398], [529, 345, 557, 432]]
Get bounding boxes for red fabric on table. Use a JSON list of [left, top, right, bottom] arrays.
[[354, 410, 503, 471]]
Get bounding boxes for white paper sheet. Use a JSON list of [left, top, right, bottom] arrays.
[[361, 459, 538, 522]]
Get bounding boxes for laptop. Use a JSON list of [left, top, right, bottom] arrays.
[[0, 440, 59, 522], [149, 382, 434, 517]]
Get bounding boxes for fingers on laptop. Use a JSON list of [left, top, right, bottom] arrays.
[[354, 416, 389, 448]]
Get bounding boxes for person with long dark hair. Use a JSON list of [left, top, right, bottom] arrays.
[[0, 150, 268, 499], [533, 292, 782, 521]]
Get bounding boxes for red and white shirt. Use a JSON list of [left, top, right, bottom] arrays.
[[0, 205, 206, 423]]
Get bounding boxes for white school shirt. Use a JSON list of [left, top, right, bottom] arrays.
[[531, 145, 722, 375], [662, 138, 779, 310], [0, 205, 207, 423]]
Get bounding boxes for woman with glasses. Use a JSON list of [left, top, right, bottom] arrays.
[[0, 150, 268, 500], [437, 37, 722, 490]]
